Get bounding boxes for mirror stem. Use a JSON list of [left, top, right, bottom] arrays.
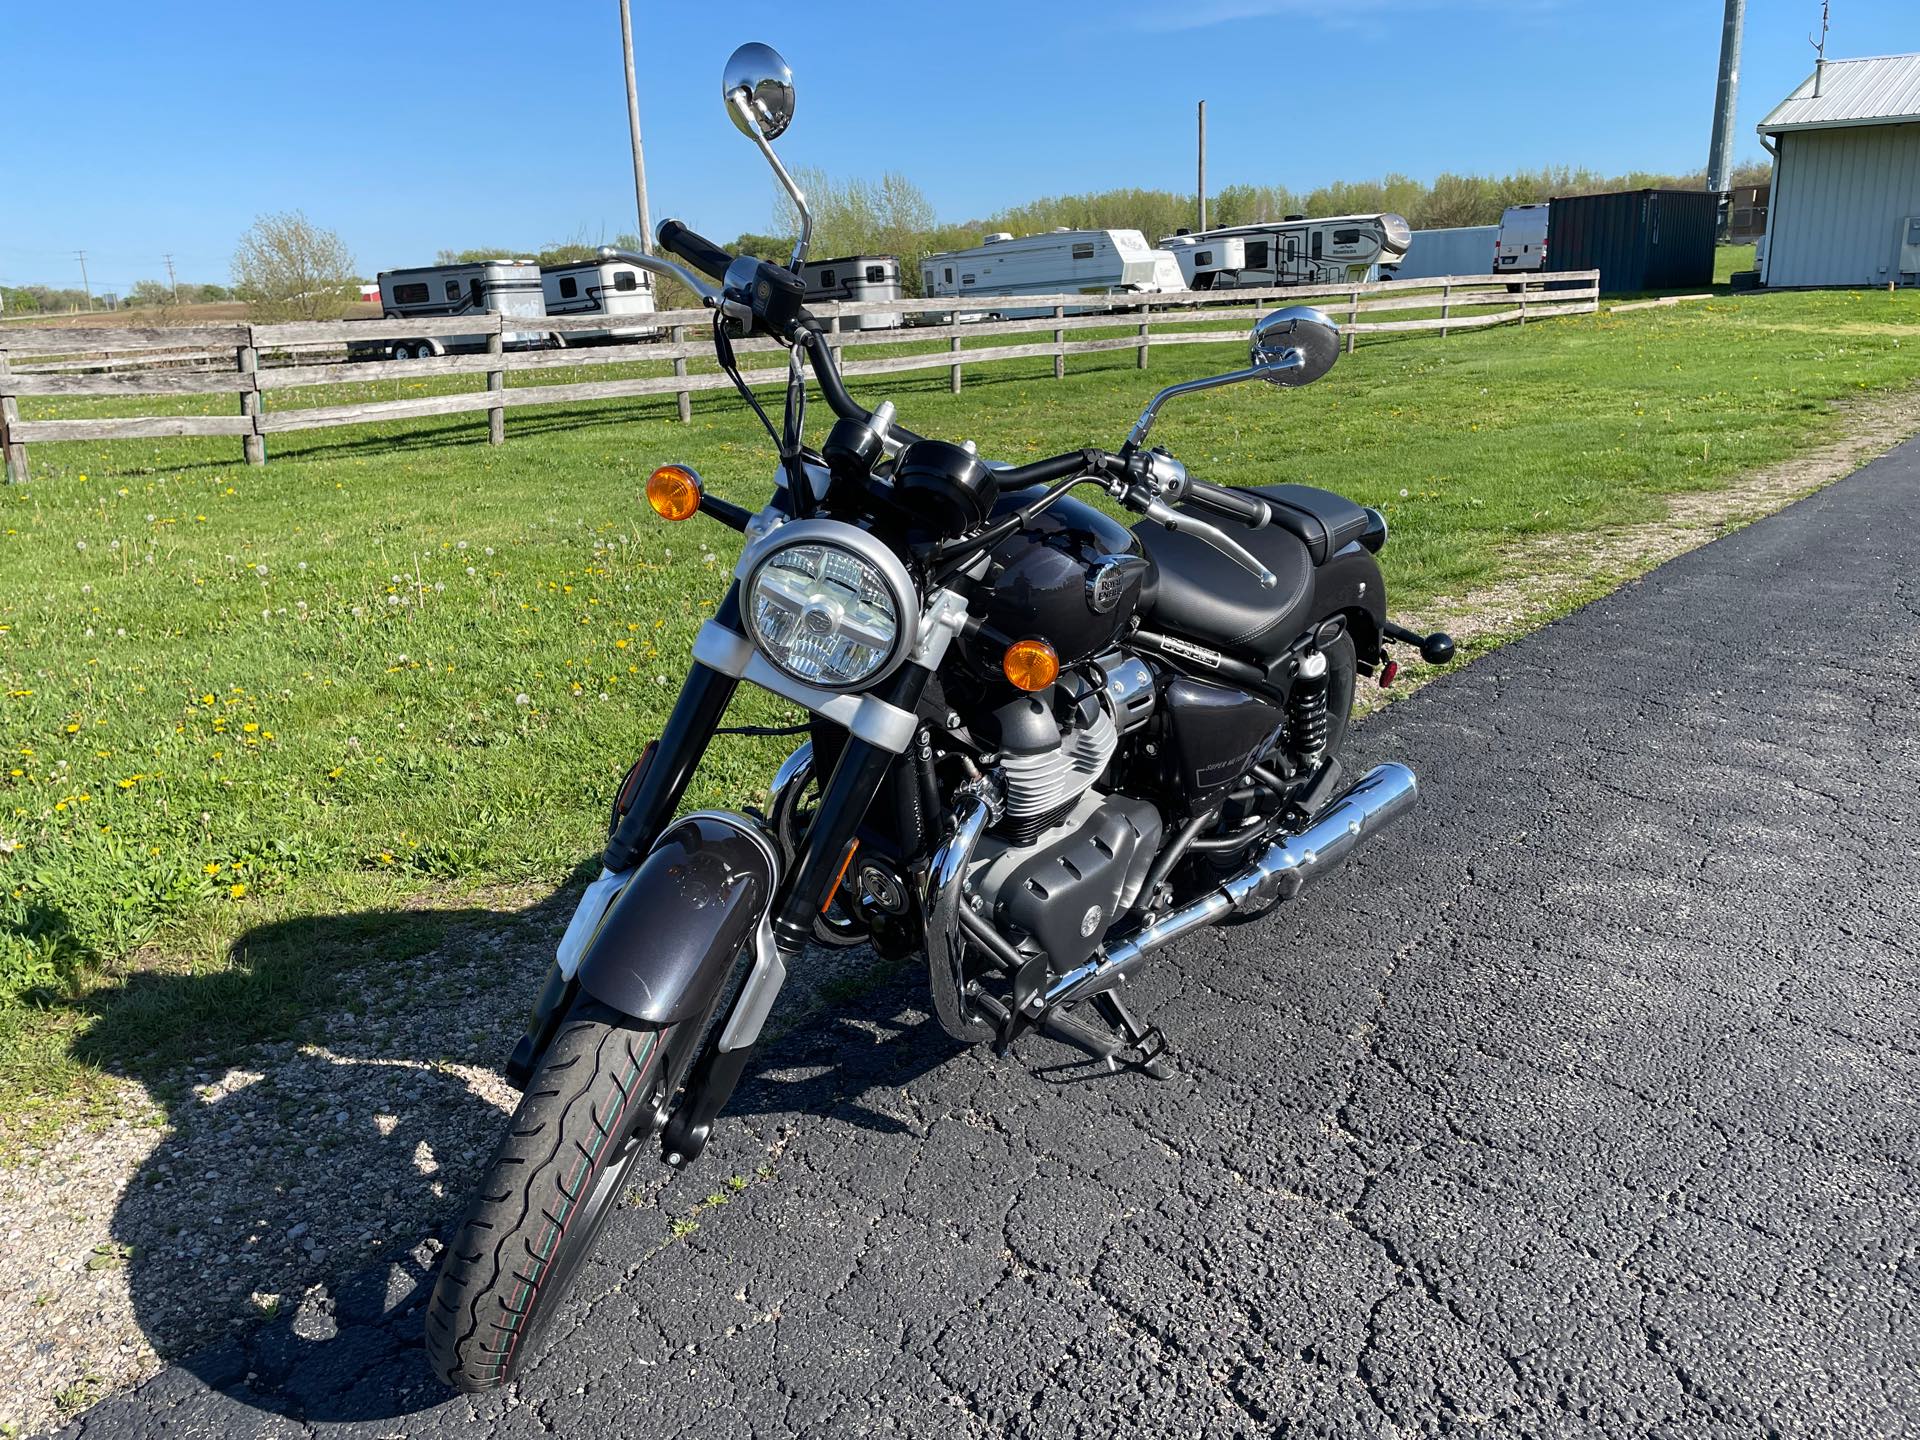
[[1125, 355, 1301, 448], [728, 90, 812, 270]]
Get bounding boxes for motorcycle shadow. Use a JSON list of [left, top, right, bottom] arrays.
[[72, 883, 596, 1427], [70, 897, 991, 1426]]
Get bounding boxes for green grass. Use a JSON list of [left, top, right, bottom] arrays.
[[3, 285, 1918, 1138], [1715, 243, 1758, 285]]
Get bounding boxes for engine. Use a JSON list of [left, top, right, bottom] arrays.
[[990, 652, 1155, 844], [965, 651, 1163, 972]]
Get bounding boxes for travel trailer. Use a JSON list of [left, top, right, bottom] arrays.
[[798, 255, 903, 330], [1379, 224, 1499, 281], [1495, 204, 1550, 274], [920, 228, 1181, 319], [540, 258, 658, 344], [356, 261, 549, 359], [1158, 214, 1413, 288]]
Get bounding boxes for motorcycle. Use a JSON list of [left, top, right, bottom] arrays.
[[425, 42, 1456, 1391]]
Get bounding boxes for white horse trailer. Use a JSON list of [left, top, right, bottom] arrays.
[[1158, 214, 1412, 289], [920, 229, 1179, 319], [541, 259, 658, 344], [798, 255, 903, 330], [1379, 224, 1499, 281], [358, 261, 548, 359]]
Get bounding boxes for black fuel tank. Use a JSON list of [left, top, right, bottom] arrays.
[[972, 489, 1149, 666]]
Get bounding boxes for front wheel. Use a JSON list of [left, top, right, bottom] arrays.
[[426, 998, 668, 1392]]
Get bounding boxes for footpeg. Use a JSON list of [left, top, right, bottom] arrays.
[[1382, 621, 1455, 666]]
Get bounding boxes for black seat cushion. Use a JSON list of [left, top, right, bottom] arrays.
[[1259, 484, 1372, 565], [1133, 506, 1316, 656]]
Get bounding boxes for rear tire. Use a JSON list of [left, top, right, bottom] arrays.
[[425, 998, 667, 1392]]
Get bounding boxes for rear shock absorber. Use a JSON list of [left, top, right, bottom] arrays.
[[1287, 649, 1330, 771]]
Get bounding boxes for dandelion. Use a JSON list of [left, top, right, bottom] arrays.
[[75, 540, 87, 552], [229, 882, 248, 899], [254, 563, 269, 577], [514, 692, 530, 706]]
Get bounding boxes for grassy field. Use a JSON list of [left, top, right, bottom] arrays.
[[3, 282, 1918, 1140]]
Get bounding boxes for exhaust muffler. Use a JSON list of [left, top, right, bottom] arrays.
[[1031, 762, 1418, 1015]]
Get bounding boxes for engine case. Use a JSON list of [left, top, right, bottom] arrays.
[[972, 793, 1162, 973]]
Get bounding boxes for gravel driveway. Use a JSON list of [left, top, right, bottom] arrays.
[[41, 434, 1920, 1438]]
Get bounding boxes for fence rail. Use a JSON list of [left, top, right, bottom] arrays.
[[0, 272, 1598, 481]]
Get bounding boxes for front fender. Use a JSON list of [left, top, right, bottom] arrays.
[[575, 811, 776, 1026]]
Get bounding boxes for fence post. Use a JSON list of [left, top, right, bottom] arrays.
[[671, 325, 691, 423], [1137, 302, 1151, 369], [237, 337, 264, 466], [1346, 284, 1359, 354], [0, 352, 25, 483], [1439, 281, 1452, 340], [1519, 278, 1529, 327], [486, 324, 505, 446], [948, 315, 963, 395], [1053, 304, 1065, 380]]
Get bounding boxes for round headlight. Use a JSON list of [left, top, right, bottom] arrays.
[[744, 526, 914, 691]]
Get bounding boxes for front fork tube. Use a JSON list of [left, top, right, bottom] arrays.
[[663, 663, 932, 1163]]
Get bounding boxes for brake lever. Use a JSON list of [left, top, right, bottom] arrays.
[[597, 247, 724, 306], [1140, 498, 1278, 589]]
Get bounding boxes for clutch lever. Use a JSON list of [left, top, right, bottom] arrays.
[[1140, 498, 1278, 589]]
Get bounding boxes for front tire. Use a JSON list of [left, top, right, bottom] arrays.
[[426, 998, 667, 1392]]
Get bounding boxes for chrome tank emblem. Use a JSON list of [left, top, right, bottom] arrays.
[[1086, 557, 1130, 614]]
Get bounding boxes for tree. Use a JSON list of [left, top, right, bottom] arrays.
[[231, 211, 357, 322]]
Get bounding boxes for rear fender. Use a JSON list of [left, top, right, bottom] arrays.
[[1310, 543, 1387, 664], [574, 811, 779, 1031]]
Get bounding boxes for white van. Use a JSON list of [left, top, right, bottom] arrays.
[[1495, 205, 1550, 274]]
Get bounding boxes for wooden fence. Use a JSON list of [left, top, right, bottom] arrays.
[[0, 272, 1597, 482]]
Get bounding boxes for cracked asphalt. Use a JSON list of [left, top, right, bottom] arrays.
[[48, 436, 1920, 1438]]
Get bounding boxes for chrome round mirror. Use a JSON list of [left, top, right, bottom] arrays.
[[1250, 306, 1340, 387], [722, 43, 795, 141]]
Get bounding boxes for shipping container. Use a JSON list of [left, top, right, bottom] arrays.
[[1546, 189, 1717, 294]]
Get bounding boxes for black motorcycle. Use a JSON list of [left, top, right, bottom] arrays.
[[425, 42, 1455, 1391]]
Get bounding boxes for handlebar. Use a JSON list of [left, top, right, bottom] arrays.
[[655, 219, 737, 284], [1179, 476, 1271, 529]]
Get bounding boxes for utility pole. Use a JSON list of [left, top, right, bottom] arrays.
[[163, 253, 179, 301], [618, 0, 652, 251], [1196, 101, 1207, 233], [1706, 0, 1746, 197], [74, 250, 93, 311]]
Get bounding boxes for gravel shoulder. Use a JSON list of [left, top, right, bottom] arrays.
[[6, 394, 1918, 1437]]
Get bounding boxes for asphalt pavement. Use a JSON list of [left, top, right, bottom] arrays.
[[50, 435, 1920, 1438]]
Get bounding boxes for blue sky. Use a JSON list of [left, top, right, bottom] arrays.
[[3, 0, 1911, 291]]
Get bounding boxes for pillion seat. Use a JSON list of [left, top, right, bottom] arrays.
[[1132, 483, 1372, 657]]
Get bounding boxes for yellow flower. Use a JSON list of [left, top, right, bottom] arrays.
[[64, 723, 80, 734], [229, 883, 247, 899], [204, 861, 222, 875], [241, 723, 259, 734], [378, 851, 394, 865]]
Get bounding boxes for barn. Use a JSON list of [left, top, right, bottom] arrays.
[[1757, 53, 1920, 289]]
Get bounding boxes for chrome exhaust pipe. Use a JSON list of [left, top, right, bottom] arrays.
[[1032, 762, 1418, 1015]]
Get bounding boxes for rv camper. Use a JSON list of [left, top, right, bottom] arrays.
[[540, 259, 658, 344], [1379, 224, 1500, 281], [920, 228, 1180, 319], [798, 255, 903, 330], [1159, 214, 1413, 289], [357, 261, 548, 359]]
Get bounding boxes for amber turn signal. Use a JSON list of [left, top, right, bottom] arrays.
[[646, 465, 703, 522], [1002, 638, 1060, 693]]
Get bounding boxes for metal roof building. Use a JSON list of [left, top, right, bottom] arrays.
[[1756, 53, 1920, 288]]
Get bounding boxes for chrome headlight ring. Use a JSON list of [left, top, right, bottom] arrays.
[[738, 518, 919, 692]]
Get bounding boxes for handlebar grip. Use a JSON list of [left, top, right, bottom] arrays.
[[1182, 477, 1271, 528], [655, 219, 736, 283]]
